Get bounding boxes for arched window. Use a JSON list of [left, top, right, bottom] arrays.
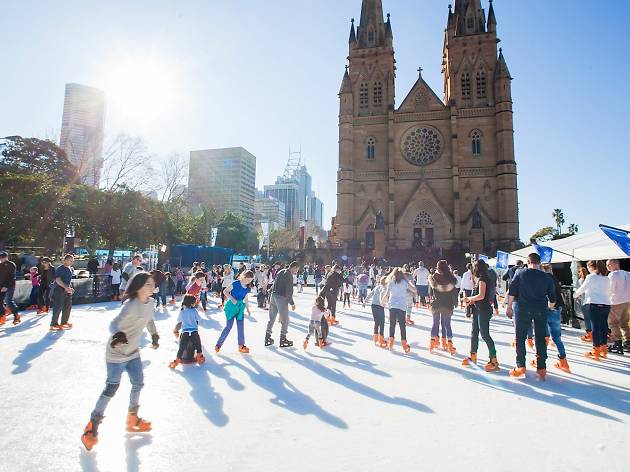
[[366, 136, 376, 160], [359, 82, 369, 109], [373, 81, 383, 106], [471, 130, 481, 156], [476, 70, 487, 98], [461, 72, 471, 99]]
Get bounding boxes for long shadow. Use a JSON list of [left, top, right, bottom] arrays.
[[274, 349, 433, 414], [125, 434, 152, 472], [174, 361, 230, 427], [79, 449, 100, 472], [12, 331, 65, 374], [306, 345, 391, 378], [0, 313, 43, 337], [220, 356, 347, 429], [392, 343, 629, 421]]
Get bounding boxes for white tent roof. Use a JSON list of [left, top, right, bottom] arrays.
[[488, 224, 630, 266]]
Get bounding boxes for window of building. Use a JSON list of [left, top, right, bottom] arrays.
[[366, 136, 376, 160], [373, 81, 383, 106], [359, 82, 369, 109], [368, 30, 375, 45], [461, 72, 471, 99], [476, 70, 487, 98], [471, 130, 481, 156], [467, 16, 474, 30]]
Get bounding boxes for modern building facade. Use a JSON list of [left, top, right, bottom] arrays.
[[188, 147, 256, 227], [264, 182, 300, 230], [59, 83, 106, 186], [336, 0, 519, 254], [309, 193, 324, 229], [255, 191, 286, 229]]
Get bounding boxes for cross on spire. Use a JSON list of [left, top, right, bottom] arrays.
[[417, 66, 423, 78]]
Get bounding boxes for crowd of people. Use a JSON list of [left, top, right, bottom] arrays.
[[1, 249, 627, 451]]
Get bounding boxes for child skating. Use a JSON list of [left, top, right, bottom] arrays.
[[304, 296, 328, 349], [215, 270, 253, 354], [342, 282, 352, 308], [169, 295, 205, 368], [81, 272, 160, 451], [365, 276, 388, 347]]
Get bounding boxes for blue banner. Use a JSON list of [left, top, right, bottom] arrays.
[[599, 224, 630, 257], [533, 244, 554, 263], [478, 254, 489, 262], [496, 251, 509, 270]]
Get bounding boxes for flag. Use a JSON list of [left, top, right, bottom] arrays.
[[496, 251, 509, 270], [478, 254, 489, 261], [533, 244, 553, 263], [599, 224, 630, 257]]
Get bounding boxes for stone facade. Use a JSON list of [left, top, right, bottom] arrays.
[[336, 0, 519, 254]]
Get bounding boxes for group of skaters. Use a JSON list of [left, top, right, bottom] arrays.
[[3, 250, 626, 450]]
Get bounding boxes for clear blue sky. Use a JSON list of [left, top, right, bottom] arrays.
[[2, 0, 629, 239]]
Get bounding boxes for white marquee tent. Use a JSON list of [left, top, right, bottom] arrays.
[[488, 224, 630, 266]]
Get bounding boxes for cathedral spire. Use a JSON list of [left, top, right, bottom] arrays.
[[357, 0, 387, 48], [349, 18, 356, 44], [495, 48, 511, 79], [487, 0, 496, 33], [453, 0, 487, 36]]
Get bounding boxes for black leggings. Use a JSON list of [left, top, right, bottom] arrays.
[[372, 305, 385, 335], [325, 292, 338, 317], [343, 293, 351, 305], [470, 304, 496, 358], [389, 308, 407, 340], [176, 331, 203, 359]]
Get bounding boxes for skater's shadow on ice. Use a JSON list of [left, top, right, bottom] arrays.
[[175, 359, 232, 427], [79, 448, 99, 472], [11, 331, 65, 374], [225, 356, 348, 429], [307, 345, 391, 378], [125, 434, 152, 472], [275, 349, 433, 415], [0, 313, 43, 337]]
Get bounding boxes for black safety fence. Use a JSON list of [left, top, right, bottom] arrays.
[[11, 275, 114, 307]]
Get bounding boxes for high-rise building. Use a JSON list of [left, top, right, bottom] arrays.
[[309, 193, 324, 229], [59, 83, 106, 186], [264, 182, 300, 230], [188, 147, 256, 227], [255, 191, 286, 229], [336, 0, 519, 253]]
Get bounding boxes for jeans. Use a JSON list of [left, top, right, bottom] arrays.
[[470, 303, 496, 358], [0, 288, 18, 315], [155, 290, 167, 307], [389, 308, 407, 340], [516, 306, 548, 369], [306, 320, 322, 341], [51, 286, 72, 326], [416, 285, 429, 304], [512, 301, 533, 339], [217, 316, 245, 346], [91, 357, 144, 419], [547, 308, 566, 358], [431, 308, 453, 339], [581, 302, 592, 331], [176, 280, 184, 294], [371, 305, 385, 335], [587, 304, 610, 347], [29, 286, 39, 306], [199, 290, 207, 310], [266, 294, 289, 337], [358, 286, 368, 303]]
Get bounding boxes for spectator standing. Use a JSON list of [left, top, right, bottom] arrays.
[[0, 251, 21, 325], [605, 259, 630, 354], [37, 257, 55, 314], [50, 254, 75, 331]]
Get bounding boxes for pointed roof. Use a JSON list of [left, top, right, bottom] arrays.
[[397, 72, 447, 112], [349, 18, 356, 43], [339, 66, 352, 94], [453, 0, 486, 36], [385, 12, 392, 38], [495, 48, 511, 79], [487, 0, 497, 28], [356, 0, 387, 48]]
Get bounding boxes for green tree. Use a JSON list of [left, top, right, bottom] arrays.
[[568, 223, 579, 235], [530, 226, 555, 243], [270, 228, 299, 251], [215, 211, 258, 253], [1, 136, 77, 184], [552, 209, 565, 235]]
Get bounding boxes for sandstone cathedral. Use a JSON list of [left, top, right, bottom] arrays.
[[335, 0, 520, 256]]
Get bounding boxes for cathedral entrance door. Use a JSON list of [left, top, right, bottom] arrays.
[[413, 228, 423, 249]]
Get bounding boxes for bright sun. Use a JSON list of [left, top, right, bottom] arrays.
[[106, 57, 175, 122]]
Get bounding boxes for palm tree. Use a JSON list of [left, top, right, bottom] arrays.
[[552, 209, 565, 234], [568, 223, 579, 235]]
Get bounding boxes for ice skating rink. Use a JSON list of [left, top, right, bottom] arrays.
[[1, 287, 629, 472]]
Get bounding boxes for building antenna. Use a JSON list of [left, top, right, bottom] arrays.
[[282, 145, 303, 180]]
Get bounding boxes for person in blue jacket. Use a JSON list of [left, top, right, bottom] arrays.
[[215, 270, 254, 353]]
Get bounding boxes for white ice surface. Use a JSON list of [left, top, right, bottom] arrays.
[[1, 288, 629, 472]]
